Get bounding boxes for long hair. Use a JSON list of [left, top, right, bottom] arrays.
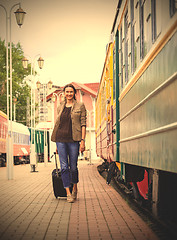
[[63, 84, 77, 100]]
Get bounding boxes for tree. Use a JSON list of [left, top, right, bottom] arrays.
[[0, 38, 31, 125]]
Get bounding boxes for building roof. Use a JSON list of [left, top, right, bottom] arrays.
[[72, 82, 99, 97], [47, 82, 99, 100], [84, 83, 99, 92]]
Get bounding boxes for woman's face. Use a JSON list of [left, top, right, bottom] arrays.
[[64, 87, 75, 101]]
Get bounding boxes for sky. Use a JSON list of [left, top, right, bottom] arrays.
[[0, 0, 118, 87]]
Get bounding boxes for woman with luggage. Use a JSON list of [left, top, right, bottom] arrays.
[[51, 83, 87, 203]]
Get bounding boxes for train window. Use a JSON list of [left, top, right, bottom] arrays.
[[134, 1, 140, 43], [124, 10, 129, 83], [3, 125, 5, 138], [24, 135, 26, 144], [170, 0, 177, 17], [17, 133, 19, 144], [101, 82, 106, 118], [144, 0, 152, 53], [1, 125, 3, 139], [1, 124, 3, 138], [21, 134, 24, 144], [127, 3, 131, 79], [139, 0, 145, 60], [120, 26, 124, 89], [130, 0, 135, 73], [134, 0, 140, 67], [1, 123, 4, 138], [151, 0, 156, 42], [24, 135, 27, 145], [156, 0, 162, 38], [124, 10, 128, 83], [13, 132, 15, 143], [152, 0, 162, 42]]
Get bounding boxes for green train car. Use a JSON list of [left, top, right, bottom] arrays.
[[96, 0, 177, 222]]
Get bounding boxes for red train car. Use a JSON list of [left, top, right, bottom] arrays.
[[0, 110, 8, 166], [0, 110, 30, 166]]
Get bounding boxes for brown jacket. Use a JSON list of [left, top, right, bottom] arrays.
[[51, 100, 87, 142]]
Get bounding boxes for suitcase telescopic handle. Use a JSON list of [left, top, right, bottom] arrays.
[[54, 152, 59, 177]]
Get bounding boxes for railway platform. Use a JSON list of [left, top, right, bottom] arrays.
[[0, 159, 159, 240]]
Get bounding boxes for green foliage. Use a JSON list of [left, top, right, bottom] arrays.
[[0, 38, 31, 125]]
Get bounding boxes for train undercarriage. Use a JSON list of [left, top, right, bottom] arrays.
[[98, 160, 177, 228]]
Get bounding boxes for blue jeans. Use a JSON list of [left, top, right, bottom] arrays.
[[56, 142, 79, 188]]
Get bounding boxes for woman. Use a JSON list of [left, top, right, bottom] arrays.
[[51, 84, 86, 203]]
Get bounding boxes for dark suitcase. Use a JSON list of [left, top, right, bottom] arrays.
[[52, 152, 72, 198]]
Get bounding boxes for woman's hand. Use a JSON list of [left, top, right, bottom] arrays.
[[80, 140, 85, 153]]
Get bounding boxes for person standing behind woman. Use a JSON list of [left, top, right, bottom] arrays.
[[51, 84, 86, 203]]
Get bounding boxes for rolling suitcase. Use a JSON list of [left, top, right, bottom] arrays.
[[52, 152, 72, 198]]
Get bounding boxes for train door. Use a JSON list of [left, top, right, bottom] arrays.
[[112, 42, 117, 162], [106, 98, 111, 162], [115, 30, 120, 165], [107, 43, 115, 162], [107, 103, 115, 162]]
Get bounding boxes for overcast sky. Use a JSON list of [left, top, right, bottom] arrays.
[[0, 0, 118, 86]]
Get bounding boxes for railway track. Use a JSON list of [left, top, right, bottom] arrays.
[[98, 169, 177, 240]]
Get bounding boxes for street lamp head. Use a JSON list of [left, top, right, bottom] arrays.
[[52, 94, 56, 103], [14, 7, 26, 27], [36, 80, 41, 90], [13, 97, 17, 103], [38, 57, 44, 69], [22, 57, 29, 69], [48, 80, 53, 90]]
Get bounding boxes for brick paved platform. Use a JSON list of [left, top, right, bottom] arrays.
[[0, 159, 159, 240]]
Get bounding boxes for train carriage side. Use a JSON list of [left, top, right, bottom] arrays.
[[95, 93, 102, 158], [114, 0, 177, 220], [106, 42, 116, 162], [95, 42, 116, 162], [0, 111, 7, 166], [12, 121, 30, 164], [95, 71, 107, 160]]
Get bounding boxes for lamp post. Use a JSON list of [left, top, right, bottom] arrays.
[[13, 97, 17, 121], [0, 3, 26, 180], [51, 93, 58, 129], [37, 80, 52, 166], [22, 56, 44, 171]]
